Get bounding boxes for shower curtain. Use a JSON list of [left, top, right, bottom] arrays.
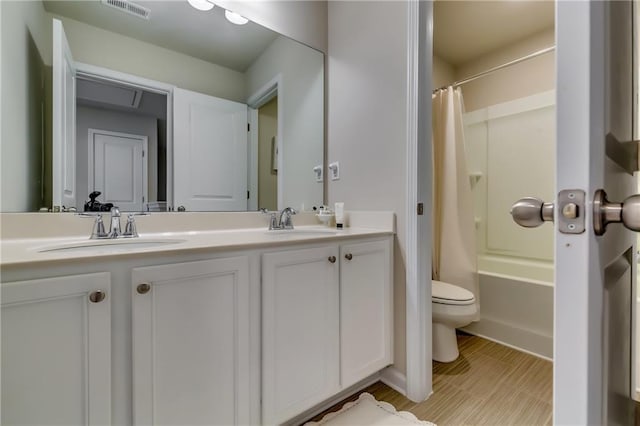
[[432, 87, 479, 319]]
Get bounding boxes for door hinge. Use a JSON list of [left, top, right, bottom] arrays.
[[247, 190, 250, 199], [417, 203, 424, 215], [142, 196, 145, 203], [247, 123, 250, 132], [142, 150, 145, 158]]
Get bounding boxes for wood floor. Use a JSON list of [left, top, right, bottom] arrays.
[[308, 333, 553, 425]]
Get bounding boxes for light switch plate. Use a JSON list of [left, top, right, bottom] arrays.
[[329, 162, 340, 181], [313, 165, 323, 182]]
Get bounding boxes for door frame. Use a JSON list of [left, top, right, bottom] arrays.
[[87, 128, 149, 211], [75, 62, 174, 210], [402, 0, 433, 402], [247, 74, 284, 210]]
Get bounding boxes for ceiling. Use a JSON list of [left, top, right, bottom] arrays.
[[43, 0, 279, 72], [434, 0, 555, 66]]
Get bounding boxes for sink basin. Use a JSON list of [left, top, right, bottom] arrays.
[[264, 228, 339, 236], [36, 238, 186, 254]]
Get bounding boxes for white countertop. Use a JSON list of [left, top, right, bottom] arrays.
[[0, 226, 393, 268]]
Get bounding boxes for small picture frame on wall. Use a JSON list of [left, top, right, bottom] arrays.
[[271, 136, 278, 174]]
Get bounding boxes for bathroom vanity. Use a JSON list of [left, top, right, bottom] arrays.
[[1, 213, 393, 425]]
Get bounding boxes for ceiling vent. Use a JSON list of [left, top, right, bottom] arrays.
[[101, 0, 150, 20]]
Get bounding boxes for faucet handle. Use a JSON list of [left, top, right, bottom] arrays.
[[261, 208, 279, 230], [122, 214, 139, 238], [78, 212, 108, 239], [91, 215, 108, 239]]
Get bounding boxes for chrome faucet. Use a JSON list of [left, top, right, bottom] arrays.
[[278, 207, 297, 229], [84, 207, 144, 239], [261, 207, 297, 230], [108, 207, 121, 238]]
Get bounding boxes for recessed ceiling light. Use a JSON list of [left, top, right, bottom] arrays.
[[225, 10, 249, 25], [188, 0, 214, 12]]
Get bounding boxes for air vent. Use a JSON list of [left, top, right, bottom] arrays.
[[101, 0, 150, 20]]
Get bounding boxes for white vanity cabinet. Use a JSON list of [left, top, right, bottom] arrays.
[[131, 256, 252, 426], [1, 273, 112, 426], [261, 245, 341, 425], [261, 238, 393, 425], [1, 230, 393, 426], [340, 239, 393, 388]]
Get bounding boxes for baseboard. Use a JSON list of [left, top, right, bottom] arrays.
[[286, 373, 382, 425], [380, 366, 407, 396], [462, 317, 553, 360]]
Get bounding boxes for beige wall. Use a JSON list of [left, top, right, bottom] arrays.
[[1, 0, 51, 212], [258, 97, 278, 211], [54, 15, 246, 103], [456, 27, 555, 112], [328, 0, 408, 375], [433, 55, 455, 89]]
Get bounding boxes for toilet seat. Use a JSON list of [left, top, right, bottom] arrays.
[[432, 280, 475, 306]]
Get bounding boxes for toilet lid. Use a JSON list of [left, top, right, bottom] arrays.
[[432, 280, 475, 305]]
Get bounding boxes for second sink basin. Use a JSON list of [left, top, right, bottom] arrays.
[[37, 238, 186, 254]]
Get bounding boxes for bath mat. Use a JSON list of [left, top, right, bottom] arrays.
[[305, 392, 436, 426]]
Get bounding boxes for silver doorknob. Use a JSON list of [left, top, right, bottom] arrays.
[[593, 189, 640, 236], [510, 197, 554, 228], [177, 206, 186, 212]]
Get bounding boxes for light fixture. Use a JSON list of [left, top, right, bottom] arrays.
[[225, 10, 249, 25], [187, 0, 214, 12]]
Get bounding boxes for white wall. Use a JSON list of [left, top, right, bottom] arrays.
[[54, 15, 246, 103], [245, 36, 324, 211], [1, 0, 51, 211], [76, 106, 159, 207], [328, 0, 409, 375]]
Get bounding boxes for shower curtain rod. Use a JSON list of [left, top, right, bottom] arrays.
[[433, 45, 556, 93]]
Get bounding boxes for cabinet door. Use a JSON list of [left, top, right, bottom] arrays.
[[1, 273, 111, 425], [340, 239, 393, 388], [132, 256, 250, 425], [262, 246, 340, 425]]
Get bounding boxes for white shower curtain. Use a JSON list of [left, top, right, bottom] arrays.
[[432, 87, 479, 319]]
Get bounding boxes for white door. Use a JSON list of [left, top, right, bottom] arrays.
[[262, 246, 340, 425], [132, 257, 251, 425], [511, 1, 638, 423], [555, 1, 638, 424], [1, 273, 111, 425], [173, 88, 248, 211], [89, 129, 148, 212], [52, 18, 77, 211]]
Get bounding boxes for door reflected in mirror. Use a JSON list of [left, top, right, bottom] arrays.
[[1, 0, 324, 213]]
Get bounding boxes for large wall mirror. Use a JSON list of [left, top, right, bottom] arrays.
[[1, 0, 324, 213]]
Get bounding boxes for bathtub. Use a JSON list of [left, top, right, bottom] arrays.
[[461, 255, 554, 360]]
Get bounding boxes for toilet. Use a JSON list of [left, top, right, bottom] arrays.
[[432, 280, 478, 363]]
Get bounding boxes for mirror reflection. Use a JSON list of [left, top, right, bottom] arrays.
[[1, 0, 324, 212]]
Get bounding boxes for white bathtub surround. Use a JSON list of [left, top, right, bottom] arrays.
[[432, 87, 479, 310]]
